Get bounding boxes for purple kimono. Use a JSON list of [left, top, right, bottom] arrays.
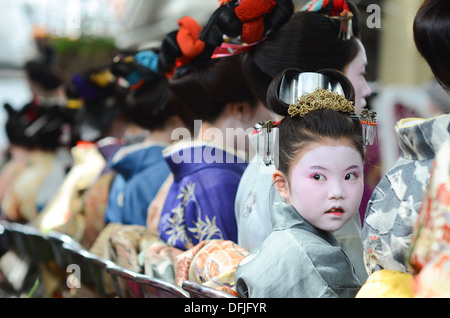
[[158, 142, 247, 250]]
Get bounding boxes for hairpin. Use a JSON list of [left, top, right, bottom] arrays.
[[255, 120, 280, 166], [360, 108, 377, 146], [331, 9, 353, 41]]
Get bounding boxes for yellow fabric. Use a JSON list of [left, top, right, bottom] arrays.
[[33, 143, 105, 238], [355, 269, 414, 298]]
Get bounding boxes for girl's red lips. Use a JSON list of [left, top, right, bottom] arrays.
[[325, 208, 344, 215]]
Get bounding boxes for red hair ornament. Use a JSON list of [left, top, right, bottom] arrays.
[[235, 0, 277, 44], [211, 0, 277, 58], [176, 16, 206, 65]]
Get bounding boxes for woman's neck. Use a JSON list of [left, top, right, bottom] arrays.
[[149, 116, 185, 145]]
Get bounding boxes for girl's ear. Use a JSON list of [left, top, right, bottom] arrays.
[[273, 170, 290, 203]]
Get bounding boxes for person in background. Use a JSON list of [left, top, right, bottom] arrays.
[[32, 66, 128, 241], [153, 15, 275, 251], [357, 0, 450, 298], [104, 49, 184, 227], [0, 60, 77, 222]]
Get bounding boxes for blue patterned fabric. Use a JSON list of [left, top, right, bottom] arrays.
[[105, 142, 170, 226], [158, 142, 248, 250]]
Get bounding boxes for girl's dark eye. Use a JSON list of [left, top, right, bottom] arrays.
[[345, 173, 358, 181], [312, 174, 326, 181]]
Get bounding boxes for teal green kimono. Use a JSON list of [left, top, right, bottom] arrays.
[[235, 202, 362, 298]]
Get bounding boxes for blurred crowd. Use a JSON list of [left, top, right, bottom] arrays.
[[0, 0, 449, 299]]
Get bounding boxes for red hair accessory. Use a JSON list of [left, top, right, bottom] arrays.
[[176, 16, 206, 65], [235, 0, 277, 44], [330, 0, 350, 16], [211, 40, 260, 59]]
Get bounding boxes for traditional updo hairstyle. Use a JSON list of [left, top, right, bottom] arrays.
[[4, 101, 78, 150], [111, 49, 177, 131], [158, 16, 259, 133], [413, 0, 450, 91], [242, 0, 362, 106], [66, 65, 128, 143], [267, 68, 365, 179], [24, 60, 63, 92]]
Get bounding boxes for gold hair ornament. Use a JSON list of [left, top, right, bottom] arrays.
[[66, 98, 83, 109], [287, 87, 355, 118]]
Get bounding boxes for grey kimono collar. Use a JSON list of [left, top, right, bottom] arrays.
[[395, 114, 450, 161], [271, 201, 340, 246]]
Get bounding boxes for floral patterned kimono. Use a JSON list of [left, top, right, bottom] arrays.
[[158, 141, 248, 250], [362, 114, 450, 273], [356, 136, 450, 298]]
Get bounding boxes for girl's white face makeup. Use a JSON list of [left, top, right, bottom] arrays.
[[345, 40, 372, 115], [285, 140, 364, 232]]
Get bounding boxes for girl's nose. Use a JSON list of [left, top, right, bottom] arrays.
[[328, 181, 345, 200]]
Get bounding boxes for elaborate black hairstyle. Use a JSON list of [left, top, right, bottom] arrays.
[[266, 68, 364, 175], [242, 0, 362, 106], [158, 16, 258, 132], [4, 101, 78, 150], [24, 60, 63, 91], [66, 66, 127, 142], [111, 49, 177, 131]]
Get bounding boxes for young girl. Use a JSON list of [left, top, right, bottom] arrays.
[[235, 68, 365, 298], [205, 0, 372, 284]]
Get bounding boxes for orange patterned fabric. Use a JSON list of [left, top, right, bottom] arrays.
[[413, 252, 450, 297], [174, 240, 208, 286], [174, 240, 248, 295]]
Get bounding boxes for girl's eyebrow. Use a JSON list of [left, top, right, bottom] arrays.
[[308, 165, 326, 170], [307, 165, 361, 171]]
